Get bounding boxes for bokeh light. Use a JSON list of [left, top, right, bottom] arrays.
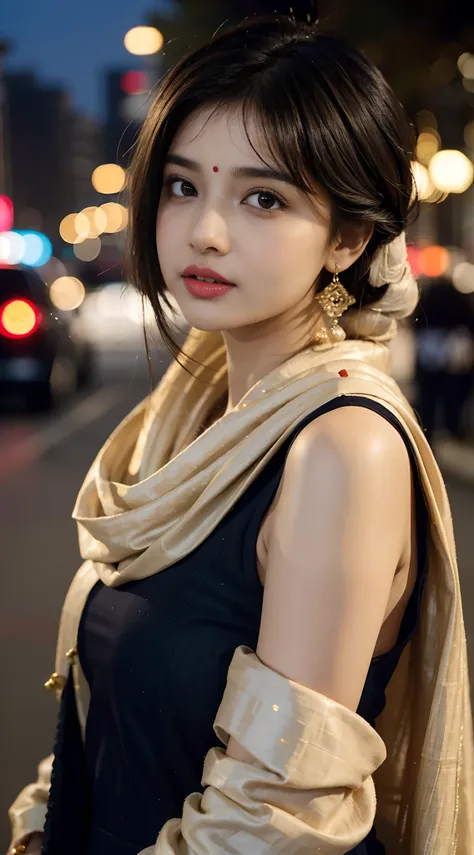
[[0, 234, 10, 263], [0, 231, 26, 265], [0, 230, 53, 266], [416, 109, 438, 129], [73, 237, 102, 261], [16, 231, 53, 266], [124, 26, 163, 56], [406, 246, 421, 278], [0, 196, 14, 232], [0, 298, 40, 338], [62, 208, 109, 243], [100, 202, 128, 233], [91, 164, 126, 194], [416, 130, 441, 165], [452, 262, 474, 294], [74, 212, 91, 240], [60, 213, 80, 244], [120, 71, 148, 94], [79, 206, 107, 238], [458, 52, 474, 79], [49, 276, 86, 311], [94, 207, 108, 233], [411, 161, 435, 201], [429, 149, 474, 193], [418, 245, 450, 277]]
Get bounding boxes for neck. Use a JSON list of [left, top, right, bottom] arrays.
[[221, 302, 325, 412]]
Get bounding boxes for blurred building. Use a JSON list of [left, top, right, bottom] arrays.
[[71, 113, 103, 212], [104, 69, 141, 168], [0, 39, 11, 196], [5, 72, 74, 247], [4, 71, 104, 252]]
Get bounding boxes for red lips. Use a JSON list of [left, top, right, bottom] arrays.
[[182, 265, 234, 285]]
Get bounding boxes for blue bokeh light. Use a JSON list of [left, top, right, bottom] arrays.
[[15, 231, 53, 267]]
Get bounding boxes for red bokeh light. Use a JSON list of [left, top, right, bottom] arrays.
[[0, 298, 42, 339], [406, 245, 421, 278], [120, 71, 148, 95], [0, 196, 14, 232]]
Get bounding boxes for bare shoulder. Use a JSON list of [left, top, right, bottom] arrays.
[[265, 403, 412, 552], [259, 403, 412, 561], [288, 403, 411, 479]]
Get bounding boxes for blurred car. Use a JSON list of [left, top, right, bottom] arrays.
[[0, 265, 94, 410]]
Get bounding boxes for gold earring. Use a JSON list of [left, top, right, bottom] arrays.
[[314, 266, 356, 345]]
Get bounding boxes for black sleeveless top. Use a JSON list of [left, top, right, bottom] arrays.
[[43, 396, 428, 855]]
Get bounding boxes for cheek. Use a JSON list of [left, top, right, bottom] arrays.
[[252, 221, 326, 291]]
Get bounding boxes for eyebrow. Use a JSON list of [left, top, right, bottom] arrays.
[[164, 154, 298, 188]]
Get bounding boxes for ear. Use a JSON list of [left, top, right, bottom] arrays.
[[326, 221, 374, 274]]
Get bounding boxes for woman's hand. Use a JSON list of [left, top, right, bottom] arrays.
[[8, 831, 44, 855]]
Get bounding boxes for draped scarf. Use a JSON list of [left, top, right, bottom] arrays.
[[50, 327, 472, 854]]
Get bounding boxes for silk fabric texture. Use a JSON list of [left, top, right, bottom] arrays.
[[10, 328, 474, 853]]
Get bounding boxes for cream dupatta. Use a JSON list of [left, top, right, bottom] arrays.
[[9, 328, 474, 853]]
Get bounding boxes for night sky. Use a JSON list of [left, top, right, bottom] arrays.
[[3, 0, 177, 118]]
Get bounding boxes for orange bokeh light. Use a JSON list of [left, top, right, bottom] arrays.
[[417, 245, 450, 277]]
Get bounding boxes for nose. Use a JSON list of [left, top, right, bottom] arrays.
[[189, 204, 230, 255]]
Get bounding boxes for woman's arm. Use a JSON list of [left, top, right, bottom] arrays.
[[254, 404, 410, 710], [143, 406, 411, 855], [227, 404, 410, 753]]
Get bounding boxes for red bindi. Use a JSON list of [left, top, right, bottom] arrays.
[[338, 369, 349, 378], [213, 165, 219, 172]]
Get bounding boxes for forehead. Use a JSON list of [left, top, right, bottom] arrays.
[[170, 105, 271, 164]]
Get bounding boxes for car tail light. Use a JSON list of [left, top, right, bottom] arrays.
[[0, 298, 42, 339]]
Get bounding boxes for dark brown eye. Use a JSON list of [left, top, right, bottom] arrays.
[[257, 192, 276, 209], [168, 178, 196, 197], [245, 190, 284, 211]]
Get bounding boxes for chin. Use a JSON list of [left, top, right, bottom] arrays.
[[180, 313, 239, 333], [174, 300, 240, 334], [169, 284, 266, 333]]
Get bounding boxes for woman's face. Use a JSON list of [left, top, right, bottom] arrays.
[[156, 106, 333, 334]]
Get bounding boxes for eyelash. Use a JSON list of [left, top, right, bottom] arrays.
[[163, 175, 288, 213]]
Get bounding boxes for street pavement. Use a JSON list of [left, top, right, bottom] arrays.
[[0, 333, 473, 850]]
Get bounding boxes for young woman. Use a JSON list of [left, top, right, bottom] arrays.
[[8, 15, 473, 855]]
